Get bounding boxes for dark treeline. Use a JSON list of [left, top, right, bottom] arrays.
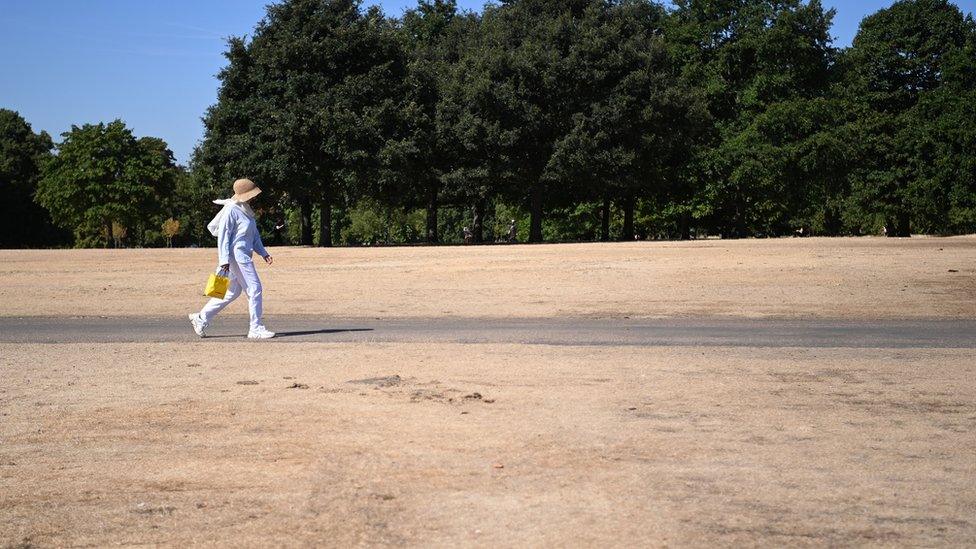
[[3, 0, 975, 248]]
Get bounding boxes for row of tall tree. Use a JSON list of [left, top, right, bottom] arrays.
[[2, 0, 975, 248], [200, 0, 976, 244], [0, 112, 217, 248]]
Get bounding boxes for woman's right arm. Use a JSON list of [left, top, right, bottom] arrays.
[[217, 209, 235, 269]]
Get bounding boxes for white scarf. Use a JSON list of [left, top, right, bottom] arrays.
[[207, 198, 255, 237]]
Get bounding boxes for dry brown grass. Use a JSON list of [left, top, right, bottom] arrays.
[[0, 236, 973, 319], [2, 238, 975, 546], [3, 342, 975, 546]]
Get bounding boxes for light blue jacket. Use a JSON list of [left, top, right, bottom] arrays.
[[216, 204, 269, 265]]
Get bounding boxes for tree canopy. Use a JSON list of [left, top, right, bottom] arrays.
[[198, 0, 405, 246], [5, 0, 976, 248], [0, 109, 66, 247], [36, 120, 178, 247], [841, 0, 976, 236]]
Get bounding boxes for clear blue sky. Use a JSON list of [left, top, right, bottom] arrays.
[[2, 0, 973, 165]]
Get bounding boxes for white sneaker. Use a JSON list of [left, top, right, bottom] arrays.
[[188, 313, 208, 337], [247, 326, 276, 339]]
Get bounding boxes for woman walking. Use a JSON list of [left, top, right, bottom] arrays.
[[188, 178, 276, 339]]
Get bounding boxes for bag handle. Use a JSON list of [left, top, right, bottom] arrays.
[[216, 266, 229, 277]]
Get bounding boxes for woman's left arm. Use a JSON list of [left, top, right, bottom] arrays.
[[253, 230, 272, 264]]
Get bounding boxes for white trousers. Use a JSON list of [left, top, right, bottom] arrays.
[[199, 260, 264, 330]]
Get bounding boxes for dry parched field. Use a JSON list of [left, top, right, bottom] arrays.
[[2, 237, 976, 547], [4, 343, 976, 547], [0, 237, 974, 319]]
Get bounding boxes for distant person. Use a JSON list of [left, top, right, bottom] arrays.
[[188, 178, 276, 339], [463, 226, 473, 244], [273, 220, 286, 245], [508, 219, 517, 243]]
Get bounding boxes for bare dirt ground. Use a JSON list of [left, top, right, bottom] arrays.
[[0, 236, 974, 319], [1, 238, 975, 547], [3, 343, 976, 547]]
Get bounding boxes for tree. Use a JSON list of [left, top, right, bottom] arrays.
[[724, 96, 861, 235], [437, 8, 515, 243], [198, 0, 405, 247], [549, 0, 708, 241], [902, 86, 976, 234], [379, 0, 466, 243], [162, 218, 180, 247], [0, 109, 66, 248], [36, 121, 175, 248], [465, 0, 612, 243], [669, 0, 838, 237], [843, 0, 976, 236], [163, 162, 221, 247], [195, 37, 275, 236]]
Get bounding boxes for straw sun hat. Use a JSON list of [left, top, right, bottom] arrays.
[[232, 178, 262, 202]]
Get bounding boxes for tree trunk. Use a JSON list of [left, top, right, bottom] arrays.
[[299, 197, 313, 246], [887, 211, 911, 238], [679, 211, 691, 240], [529, 184, 544, 243], [621, 193, 635, 241], [600, 196, 611, 242], [318, 194, 333, 248], [727, 192, 746, 239], [332, 207, 343, 246], [472, 200, 485, 244], [105, 220, 114, 249], [426, 187, 439, 244], [821, 204, 838, 236]]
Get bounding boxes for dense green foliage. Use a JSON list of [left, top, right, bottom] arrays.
[[35, 121, 185, 247], [197, 0, 405, 246], [3, 0, 975, 248], [841, 0, 976, 236], [0, 110, 67, 247], [669, 0, 839, 237]]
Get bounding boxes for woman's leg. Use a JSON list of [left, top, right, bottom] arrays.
[[199, 263, 244, 323], [234, 260, 264, 331]]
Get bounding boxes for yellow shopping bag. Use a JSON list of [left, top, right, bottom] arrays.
[[204, 268, 230, 299]]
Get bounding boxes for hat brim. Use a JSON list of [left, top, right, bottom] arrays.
[[233, 187, 262, 203]]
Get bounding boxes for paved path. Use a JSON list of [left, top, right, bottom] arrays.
[[1, 316, 973, 348]]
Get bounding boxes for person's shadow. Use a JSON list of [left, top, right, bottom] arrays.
[[204, 328, 373, 339], [274, 328, 374, 338]]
